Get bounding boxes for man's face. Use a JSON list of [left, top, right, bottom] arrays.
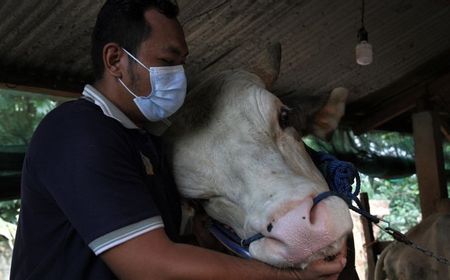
[[125, 9, 189, 121]]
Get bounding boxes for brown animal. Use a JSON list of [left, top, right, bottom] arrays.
[[374, 213, 450, 280]]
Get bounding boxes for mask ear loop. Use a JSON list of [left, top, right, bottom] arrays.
[[121, 48, 155, 98], [122, 48, 149, 70], [117, 78, 138, 98]]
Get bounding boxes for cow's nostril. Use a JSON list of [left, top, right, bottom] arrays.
[[267, 223, 273, 232]]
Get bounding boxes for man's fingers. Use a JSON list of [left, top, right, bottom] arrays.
[[308, 256, 347, 276], [324, 273, 340, 280], [296, 242, 349, 280]]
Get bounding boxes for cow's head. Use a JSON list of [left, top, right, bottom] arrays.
[[163, 53, 352, 267]]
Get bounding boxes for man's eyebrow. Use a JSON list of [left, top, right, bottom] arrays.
[[163, 46, 189, 57]]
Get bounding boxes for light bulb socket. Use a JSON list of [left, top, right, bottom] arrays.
[[357, 27, 368, 42]]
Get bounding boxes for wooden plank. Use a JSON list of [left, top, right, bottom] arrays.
[[351, 86, 422, 134], [438, 116, 450, 143], [428, 72, 450, 98], [0, 64, 87, 95], [350, 71, 450, 135], [437, 198, 450, 213], [344, 51, 450, 134], [0, 83, 80, 99], [359, 192, 376, 280], [345, 50, 450, 120], [412, 111, 448, 218], [0, 175, 21, 201], [0, 152, 24, 171]]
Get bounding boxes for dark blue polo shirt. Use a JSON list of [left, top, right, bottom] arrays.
[[11, 85, 181, 279]]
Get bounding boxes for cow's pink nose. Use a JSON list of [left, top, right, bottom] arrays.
[[263, 196, 350, 262]]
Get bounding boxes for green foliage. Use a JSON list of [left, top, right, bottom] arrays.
[[360, 175, 421, 240], [348, 130, 423, 239], [305, 129, 416, 160], [358, 131, 415, 158], [0, 89, 57, 146], [0, 89, 72, 229], [0, 200, 20, 224]]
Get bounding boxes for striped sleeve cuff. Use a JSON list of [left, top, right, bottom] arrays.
[[88, 216, 164, 255]]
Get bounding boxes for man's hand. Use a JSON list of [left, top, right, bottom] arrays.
[[188, 208, 348, 280], [102, 227, 348, 280], [291, 243, 347, 280]]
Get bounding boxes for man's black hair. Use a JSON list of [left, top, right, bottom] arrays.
[[91, 0, 179, 81]]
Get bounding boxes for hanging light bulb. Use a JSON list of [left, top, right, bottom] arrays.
[[355, 0, 373, 65], [356, 27, 372, 65]]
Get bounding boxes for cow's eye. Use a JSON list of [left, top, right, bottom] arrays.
[[279, 108, 291, 129]]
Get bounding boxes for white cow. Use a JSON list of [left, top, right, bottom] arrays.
[[375, 212, 450, 280], [163, 68, 353, 268]]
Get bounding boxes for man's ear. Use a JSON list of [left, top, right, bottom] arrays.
[[103, 43, 126, 79]]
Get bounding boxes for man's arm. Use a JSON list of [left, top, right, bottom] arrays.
[[101, 228, 347, 280]]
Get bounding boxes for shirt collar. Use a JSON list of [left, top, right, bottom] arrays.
[[82, 85, 172, 135], [82, 84, 139, 129]]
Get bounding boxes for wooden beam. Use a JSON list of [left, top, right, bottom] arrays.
[[430, 73, 450, 141], [0, 65, 87, 95], [0, 83, 80, 99], [0, 175, 21, 201], [437, 198, 450, 213], [345, 49, 450, 134], [350, 70, 450, 135], [428, 72, 450, 98], [359, 192, 376, 280], [0, 152, 24, 171], [439, 118, 450, 143], [351, 85, 424, 134], [412, 111, 448, 218]]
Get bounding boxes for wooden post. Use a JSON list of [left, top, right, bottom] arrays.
[[360, 192, 376, 280], [412, 111, 447, 218]]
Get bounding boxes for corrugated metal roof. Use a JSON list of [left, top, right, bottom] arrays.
[[0, 0, 449, 121]]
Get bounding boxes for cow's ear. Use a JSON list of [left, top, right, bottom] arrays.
[[248, 43, 281, 90], [310, 87, 348, 140]]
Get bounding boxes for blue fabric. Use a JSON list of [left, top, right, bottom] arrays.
[[11, 99, 181, 279]]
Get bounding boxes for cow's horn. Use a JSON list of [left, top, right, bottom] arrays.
[[249, 42, 281, 90]]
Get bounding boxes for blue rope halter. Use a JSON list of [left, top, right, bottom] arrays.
[[208, 144, 380, 259], [306, 146, 380, 223], [208, 220, 263, 259]]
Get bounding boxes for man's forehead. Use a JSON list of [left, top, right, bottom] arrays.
[[143, 9, 188, 55], [144, 9, 181, 34]]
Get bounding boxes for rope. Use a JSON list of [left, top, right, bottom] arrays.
[[307, 145, 450, 266], [307, 146, 380, 224], [208, 219, 263, 259]]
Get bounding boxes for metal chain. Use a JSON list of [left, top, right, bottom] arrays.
[[376, 224, 450, 266], [409, 242, 450, 266]]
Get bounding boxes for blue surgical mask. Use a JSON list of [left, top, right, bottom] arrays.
[[118, 48, 187, 122]]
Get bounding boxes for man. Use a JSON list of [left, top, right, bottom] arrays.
[[11, 0, 347, 279]]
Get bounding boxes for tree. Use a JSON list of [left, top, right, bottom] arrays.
[[0, 89, 57, 146]]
